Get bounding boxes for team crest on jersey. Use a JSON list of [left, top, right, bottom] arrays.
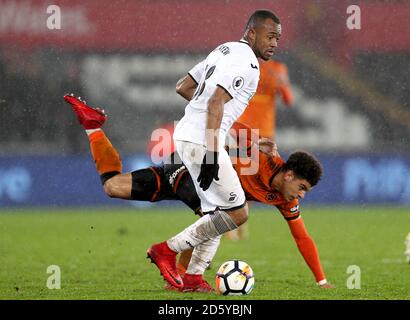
[[265, 193, 277, 201], [290, 205, 300, 214], [232, 76, 244, 91]]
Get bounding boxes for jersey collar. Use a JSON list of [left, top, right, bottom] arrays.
[[239, 38, 250, 46]]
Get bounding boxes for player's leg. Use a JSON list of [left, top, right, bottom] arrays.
[[176, 249, 192, 276], [104, 168, 164, 201], [168, 167, 226, 281], [146, 164, 198, 291], [182, 235, 221, 292], [64, 94, 164, 202], [87, 129, 123, 188], [224, 219, 249, 240], [64, 94, 123, 185], [88, 135, 167, 201], [147, 141, 248, 290], [165, 205, 248, 292], [169, 171, 201, 277], [163, 155, 202, 275], [237, 222, 249, 239], [164, 157, 202, 215]]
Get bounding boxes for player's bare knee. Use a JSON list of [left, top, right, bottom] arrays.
[[103, 178, 118, 198]]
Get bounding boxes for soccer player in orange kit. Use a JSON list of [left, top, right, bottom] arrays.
[[63, 94, 334, 291], [227, 59, 294, 240], [238, 59, 294, 139]]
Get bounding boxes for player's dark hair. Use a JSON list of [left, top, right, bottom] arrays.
[[282, 151, 323, 187], [245, 10, 280, 31]]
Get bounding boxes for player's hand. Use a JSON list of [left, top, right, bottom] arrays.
[[197, 151, 219, 191], [319, 282, 336, 289], [258, 137, 279, 157]]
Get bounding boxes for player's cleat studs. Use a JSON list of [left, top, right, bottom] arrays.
[[63, 94, 107, 130]]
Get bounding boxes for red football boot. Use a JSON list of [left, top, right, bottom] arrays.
[[147, 242, 183, 289], [182, 274, 214, 293], [164, 260, 187, 292], [164, 281, 182, 292], [63, 94, 107, 129]]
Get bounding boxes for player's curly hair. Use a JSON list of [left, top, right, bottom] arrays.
[[282, 151, 323, 187]]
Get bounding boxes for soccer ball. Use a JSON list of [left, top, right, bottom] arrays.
[[215, 260, 254, 295]]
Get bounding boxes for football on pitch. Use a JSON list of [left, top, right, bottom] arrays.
[[215, 260, 254, 295]]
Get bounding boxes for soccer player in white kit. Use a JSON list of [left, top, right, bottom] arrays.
[[147, 10, 282, 292]]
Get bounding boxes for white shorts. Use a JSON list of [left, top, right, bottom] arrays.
[[174, 140, 246, 212]]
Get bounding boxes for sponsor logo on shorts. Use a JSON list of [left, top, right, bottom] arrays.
[[168, 165, 186, 187]]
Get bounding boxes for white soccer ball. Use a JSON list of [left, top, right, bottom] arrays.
[[215, 260, 254, 295]]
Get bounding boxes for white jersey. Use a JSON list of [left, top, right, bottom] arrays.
[[173, 40, 260, 147]]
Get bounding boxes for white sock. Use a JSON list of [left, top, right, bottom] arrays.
[[167, 210, 237, 253], [186, 235, 221, 275], [86, 128, 101, 135]]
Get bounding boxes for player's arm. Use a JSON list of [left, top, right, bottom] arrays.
[[206, 86, 232, 151], [279, 85, 294, 106], [176, 59, 205, 101], [228, 122, 279, 160], [197, 86, 232, 191], [176, 74, 198, 101], [286, 216, 335, 288], [258, 137, 279, 157], [229, 122, 258, 151], [277, 64, 294, 106]]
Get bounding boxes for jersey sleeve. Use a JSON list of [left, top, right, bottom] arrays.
[[213, 58, 257, 101], [276, 63, 294, 106], [287, 217, 326, 283], [276, 199, 300, 221], [188, 60, 206, 85]]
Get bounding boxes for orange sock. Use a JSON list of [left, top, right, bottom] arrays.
[[88, 130, 122, 180]]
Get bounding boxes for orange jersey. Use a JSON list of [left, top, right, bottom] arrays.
[[238, 59, 294, 139], [232, 151, 300, 221]]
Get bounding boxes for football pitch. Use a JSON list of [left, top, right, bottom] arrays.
[[0, 206, 409, 300]]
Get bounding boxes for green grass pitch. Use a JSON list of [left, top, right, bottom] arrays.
[[0, 206, 409, 300]]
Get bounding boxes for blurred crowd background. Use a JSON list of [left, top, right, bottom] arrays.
[[1, 0, 410, 207], [1, 0, 409, 156]]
